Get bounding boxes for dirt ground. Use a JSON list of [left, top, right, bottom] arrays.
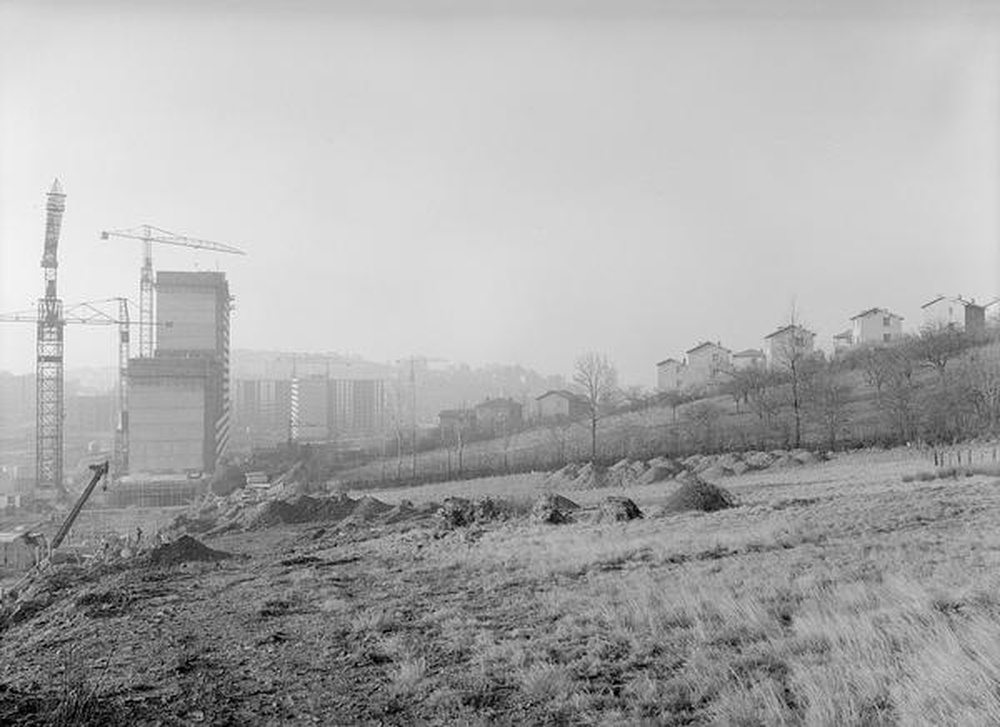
[[3, 447, 1000, 725]]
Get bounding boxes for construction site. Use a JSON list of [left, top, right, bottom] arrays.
[[0, 182, 406, 551]]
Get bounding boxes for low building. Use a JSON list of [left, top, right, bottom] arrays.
[[474, 398, 523, 436], [0, 530, 44, 572], [832, 330, 853, 355], [984, 298, 1000, 328], [850, 307, 904, 346], [655, 358, 685, 392], [921, 295, 986, 333], [764, 325, 816, 369], [536, 390, 589, 422], [438, 409, 476, 439], [685, 342, 731, 387], [731, 349, 766, 371]]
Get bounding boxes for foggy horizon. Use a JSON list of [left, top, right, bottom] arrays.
[[2, 0, 999, 387]]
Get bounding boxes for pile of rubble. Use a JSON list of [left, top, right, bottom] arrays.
[[545, 448, 825, 491]]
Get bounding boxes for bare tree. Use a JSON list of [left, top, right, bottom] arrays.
[[545, 420, 570, 467], [804, 365, 853, 450], [770, 308, 820, 448], [658, 390, 690, 422], [963, 347, 1000, 435], [881, 351, 920, 443], [910, 325, 970, 379], [573, 352, 620, 461], [682, 400, 724, 451]]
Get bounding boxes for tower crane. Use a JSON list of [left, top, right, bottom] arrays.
[[99, 225, 245, 357], [0, 297, 170, 489]]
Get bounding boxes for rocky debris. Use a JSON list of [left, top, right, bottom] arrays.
[[148, 535, 231, 567], [660, 475, 736, 515], [743, 451, 775, 470], [596, 496, 643, 523], [439, 498, 472, 528], [530, 493, 579, 524]]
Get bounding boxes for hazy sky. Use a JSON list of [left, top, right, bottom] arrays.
[[2, 0, 998, 386]]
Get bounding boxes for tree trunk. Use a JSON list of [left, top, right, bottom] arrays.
[[590, 415, 597, 461]]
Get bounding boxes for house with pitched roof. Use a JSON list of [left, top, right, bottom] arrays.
[[850, 307, 904, 346], [536, 390, 589, 422], [732, 348, 766, 371], [685, 342, 731, 387], [921, 295, 985, 333], [763, 324, 815, 369], [655, 358, 685, 392]]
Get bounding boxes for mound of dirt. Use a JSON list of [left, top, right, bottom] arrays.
[[148, 535, 231, 566], [243, 494, 358, 530], [346, 496, 392, 523], [743, 451, 775, 470], [660, 475, 736, 514], [606, 459, 649, 488], [638, 464, 678, 485], [546, 463, 581, 486], [379, 499, 425, 525], [571, 463, 608, 490], [596, 496, 643, 522], [531, 493, 580, 524]]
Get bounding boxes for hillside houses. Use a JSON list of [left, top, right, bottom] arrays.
[[731, 349, 765, 371], [474, 398, 523, 436], [763, 325, 816, 369], [655, 342, 731, 393], [536, 390, 589, 422], [651, 293, 995, 392], [833, 307, 904, 352], [922, 295, 986, 333]]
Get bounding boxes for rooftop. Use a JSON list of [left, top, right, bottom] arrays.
[[764, 324, 815, 340], [850, 307, 903, 321], [686, 341, 730, 355]]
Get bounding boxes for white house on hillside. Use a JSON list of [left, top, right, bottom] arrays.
[[921, 295, 985, 332], [850, 307, 904, 346], [655, 358, 684, 392], [985, 298, 1000, 327], [732, 349, 766, 371], [763, 324, 815, 369], [685, 342, 731, 387]]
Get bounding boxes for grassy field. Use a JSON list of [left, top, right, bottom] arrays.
[[4, 447, 1000, 724]]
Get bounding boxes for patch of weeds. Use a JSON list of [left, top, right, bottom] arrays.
[[518, 661, 572, 704], [258, 597, 299, 619], [351, 606, 398, 634], [390, 656, 428, 696], [709, 623, 769, 649], [75, 589, 132, 618]]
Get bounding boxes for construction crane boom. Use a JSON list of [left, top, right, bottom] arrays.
[[0, 298, 170, 481], [100, 224, 245, 357]]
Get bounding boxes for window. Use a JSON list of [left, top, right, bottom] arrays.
[[883, 333, 891, 342], [883, 316, 891, 326]]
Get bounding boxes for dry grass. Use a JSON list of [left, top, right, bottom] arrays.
[[343, 447, 1000, 724], [5, 446, 1000, 724]]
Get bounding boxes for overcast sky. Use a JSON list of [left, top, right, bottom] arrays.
[[1, 0, 998, 386]]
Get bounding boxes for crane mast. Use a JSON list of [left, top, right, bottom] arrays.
[[37, 180, 66, 498], [100, 225, 245, 357]]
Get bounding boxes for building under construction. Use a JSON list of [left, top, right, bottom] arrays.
[[230, 350, 394, 450], [125, 271, 231, 492]]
